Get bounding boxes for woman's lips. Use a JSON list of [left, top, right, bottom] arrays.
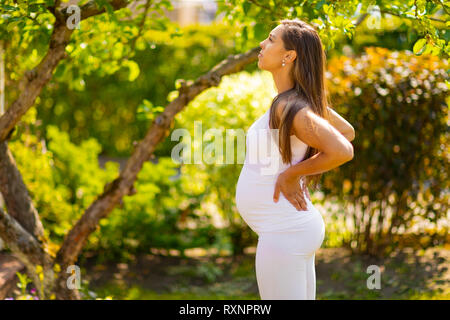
[[258, 53, 263, 58]]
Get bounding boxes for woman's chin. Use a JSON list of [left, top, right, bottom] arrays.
[[257, 60, 264, 70]]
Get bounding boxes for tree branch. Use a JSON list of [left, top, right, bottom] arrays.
[[379, 8, 446, 24], [0, 208, 49, 265], [47, 0, 64, 22], [128, 0, 152, 54], [354, 13, 369, 27], [60, 0, 130, 21]]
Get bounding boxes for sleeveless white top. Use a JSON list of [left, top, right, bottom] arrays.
[[235, 108, 323, 234], [243, 108, 308, 175]]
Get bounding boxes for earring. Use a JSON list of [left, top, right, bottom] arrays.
[[282, 60, 286, 67]]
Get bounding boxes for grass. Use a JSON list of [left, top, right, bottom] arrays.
[[92, 282, 259, 300], [90, 278, 449, 300]]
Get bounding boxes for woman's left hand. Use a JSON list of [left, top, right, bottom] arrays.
[[273, 171, 308, 211]]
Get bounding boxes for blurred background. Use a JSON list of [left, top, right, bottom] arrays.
[[0, 0, 448, 300]]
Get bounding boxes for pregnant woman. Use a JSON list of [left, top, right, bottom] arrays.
[[235, 18, 355, 300]]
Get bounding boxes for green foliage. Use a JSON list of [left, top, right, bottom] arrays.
[[166, 260, 224, 284], [217, 0, 449, 56], [322, 47, 449, 255], [46, 124, 119, 209], [15, 271, 32, 296], [330, 8, 447, 59], [9, 112, 120, 245], [9, 108, 84, 243], [195, 261, 224, 283], [0, 0, 174, 112], [33, 22, 240, 157]]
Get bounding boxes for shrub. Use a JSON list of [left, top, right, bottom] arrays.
[[322, 47, 449, 256]]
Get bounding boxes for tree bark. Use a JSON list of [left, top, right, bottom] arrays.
[[0, 207, 55, 299], [0, 141, 46, 244]]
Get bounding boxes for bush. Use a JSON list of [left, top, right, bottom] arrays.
[[322, 47, 449, 256], [83, 156, 221, 262]]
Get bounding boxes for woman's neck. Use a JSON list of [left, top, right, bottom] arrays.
[[272, 70, 295, 95]]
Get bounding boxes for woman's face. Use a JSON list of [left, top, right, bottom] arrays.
[[258, 25, 288, 71]]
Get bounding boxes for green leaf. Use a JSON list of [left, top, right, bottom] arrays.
[[153, 19, 167, 31], [28, 4, 43, 13], [136, 99, 161, 121], [243, 1, 251, 15], [124, 60, 140, 82], [169, 28, 183, 39], [6, 16, 23, 22], [175, 79, 185, 89], [94, 0, 107, 10], [54, 63, 67, 79], [242, 26, 248, 42], [413, 38, 427, 55], [430, 45, 441, 56], [422, 43, 433, 55], [3, 5, 19, 11], [315, 0, 326, 10], [254, 22, 265, 40]]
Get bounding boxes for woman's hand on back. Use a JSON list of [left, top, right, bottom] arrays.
[[273, 171, 308, 211]]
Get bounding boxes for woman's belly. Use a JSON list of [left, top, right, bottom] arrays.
[[235, 164, 323, 235]]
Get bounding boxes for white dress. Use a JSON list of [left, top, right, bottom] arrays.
[[235, 108, 325, 300]]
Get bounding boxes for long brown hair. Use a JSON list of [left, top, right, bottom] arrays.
[[268, 18, 331, 192]]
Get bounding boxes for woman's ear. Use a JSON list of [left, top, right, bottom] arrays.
[[288, 50, 297, 63]]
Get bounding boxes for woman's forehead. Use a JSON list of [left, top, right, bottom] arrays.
[[271, 25, 284, 36]]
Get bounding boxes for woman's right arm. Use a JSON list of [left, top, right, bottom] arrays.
[[326, 106, 355, 141]]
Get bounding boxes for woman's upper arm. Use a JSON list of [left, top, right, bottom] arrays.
[[327, 106, 355, 140], [292, 107, 354, 160]]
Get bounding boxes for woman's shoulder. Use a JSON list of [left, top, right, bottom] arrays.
[[273, 95, 311, 124]]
